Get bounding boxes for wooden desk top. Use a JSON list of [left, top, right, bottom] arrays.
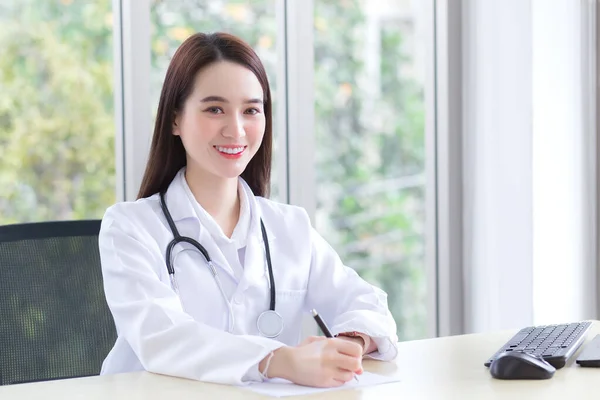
[[1, 321, 598, 399]]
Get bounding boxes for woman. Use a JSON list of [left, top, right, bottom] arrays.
[[99, 32, 398, 388]]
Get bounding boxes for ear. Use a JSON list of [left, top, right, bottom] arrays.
[[172, 111, 181, 136]]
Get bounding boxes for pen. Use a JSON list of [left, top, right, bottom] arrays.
[[311, 309, 359, 382]]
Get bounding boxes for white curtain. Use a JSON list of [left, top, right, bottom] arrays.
[[462, 0, 534, 333], [461, 0, 597, 333], [531, 0, 597, 325]]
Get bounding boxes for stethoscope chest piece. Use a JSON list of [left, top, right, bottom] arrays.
[[257, 310, 284, 338]]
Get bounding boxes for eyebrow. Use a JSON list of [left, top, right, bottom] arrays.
[[200, 95, 263, 104]]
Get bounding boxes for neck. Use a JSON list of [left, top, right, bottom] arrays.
[[184, 166, 240, 238]]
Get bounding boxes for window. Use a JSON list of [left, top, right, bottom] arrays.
[[313, 0, 428, 340], [149, 0, 281, 198], [0, 0, 115, 223]]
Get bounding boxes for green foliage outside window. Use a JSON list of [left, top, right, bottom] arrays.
[[0, 0, 115, 223]]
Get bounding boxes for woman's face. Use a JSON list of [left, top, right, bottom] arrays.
[[173, 61, 266, 180]]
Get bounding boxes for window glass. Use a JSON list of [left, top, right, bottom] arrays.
[[0, 0, 116, 223], [314, 0, 428, 340]]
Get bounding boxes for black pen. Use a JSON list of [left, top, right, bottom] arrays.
[[311, 309, 359, 382]]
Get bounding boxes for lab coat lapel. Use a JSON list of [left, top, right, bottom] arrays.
[[163, 169, 235, 280], [240, 234, 268, 291], [237, 180, 277, 292]]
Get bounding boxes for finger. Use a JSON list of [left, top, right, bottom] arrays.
[[333, 368, 355, 383], [331, 338, 363, 357], [300, 335, 326, 346], [318, 370, 347, 388], [330, 353, 362, 373], [299, 337, 312, 346], [330, 379, 347, 387]]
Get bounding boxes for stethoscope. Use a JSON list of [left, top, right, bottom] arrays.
[[159, 192, 284, 338]]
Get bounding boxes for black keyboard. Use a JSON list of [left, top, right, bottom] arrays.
[[484, 321, 592, 369]]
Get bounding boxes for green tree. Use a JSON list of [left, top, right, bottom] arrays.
[[0, 0, 115, 224], [313, 0, 426, 340]]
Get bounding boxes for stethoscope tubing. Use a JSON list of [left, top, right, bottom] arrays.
[[159, 191, 276, 311]]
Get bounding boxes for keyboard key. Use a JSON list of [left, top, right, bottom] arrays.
[[509, 334, 529, 343]]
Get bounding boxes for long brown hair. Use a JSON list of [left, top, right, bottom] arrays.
[[137, 32, 272, 199]]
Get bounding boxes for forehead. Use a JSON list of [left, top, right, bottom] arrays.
[[192, 61, 264, 99]]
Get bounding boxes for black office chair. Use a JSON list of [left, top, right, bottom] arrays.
[[0, 220, 116, 385]]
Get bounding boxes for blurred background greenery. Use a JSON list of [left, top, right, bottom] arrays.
[[0, 0, 115, 222], [0, 0, 426, 346]]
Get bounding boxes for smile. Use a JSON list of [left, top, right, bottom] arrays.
[[214, 146, 246, 155]]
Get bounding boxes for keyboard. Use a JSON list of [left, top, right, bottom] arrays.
[[484, 321, 592, 369]]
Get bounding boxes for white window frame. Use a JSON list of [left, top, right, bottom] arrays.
[[432, 0, 464, 337], [112, 0, 152, 202], [279, 0, 316, 219], [593, 0, 600, 319]]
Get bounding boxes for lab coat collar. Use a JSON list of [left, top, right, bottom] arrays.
[[161, 168, 199, 225], [163, 169, 276, 241], [238, 178, 277, 243], [181, 176, 250, 249], [162, 168, 276, 287], [236, 178, 278, 290]]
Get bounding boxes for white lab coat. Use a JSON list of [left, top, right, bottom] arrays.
[[99, 168, 399, 385]]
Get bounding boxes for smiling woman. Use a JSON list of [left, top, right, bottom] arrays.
[[99, 31, 398, 388], [150, 0, 280, 197], [138, 33, 273, 200], [172, 60, 267, 184]]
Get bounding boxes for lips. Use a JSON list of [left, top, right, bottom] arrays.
[[213, 145, 247, 159], [214, 145, 246, 155]]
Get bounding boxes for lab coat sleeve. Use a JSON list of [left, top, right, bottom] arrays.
[[304, 224, 399, 361], [99, 208, 284, 385]]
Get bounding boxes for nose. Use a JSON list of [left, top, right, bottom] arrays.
[[222, 114, 246, 139]]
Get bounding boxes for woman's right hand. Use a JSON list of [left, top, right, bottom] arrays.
[[268, 336, 363, 387]]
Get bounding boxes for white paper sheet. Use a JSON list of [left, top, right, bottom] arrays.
[[243, 371, 400, 397]]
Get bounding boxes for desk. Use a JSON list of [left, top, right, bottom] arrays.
[[1, 321, 598, 399]]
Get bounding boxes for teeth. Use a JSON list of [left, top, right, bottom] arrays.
[[216, 146, 245, 154]]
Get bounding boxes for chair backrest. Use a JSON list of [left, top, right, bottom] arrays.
[[0, 220, 116, 385]]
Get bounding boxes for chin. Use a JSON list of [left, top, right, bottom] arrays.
[[216, 168, 247, 180]]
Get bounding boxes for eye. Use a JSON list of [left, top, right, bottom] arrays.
[[245, 107, 261, 115], [205, 106, 223, 114]]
